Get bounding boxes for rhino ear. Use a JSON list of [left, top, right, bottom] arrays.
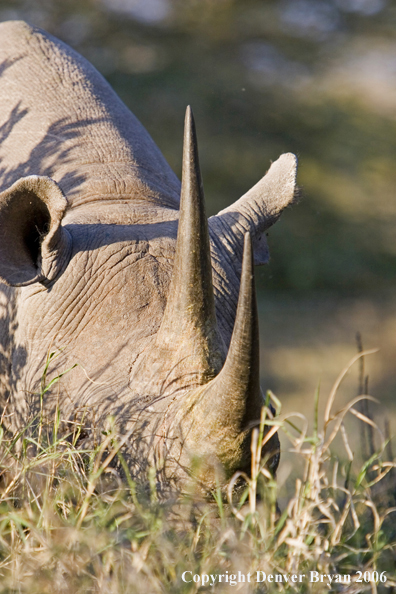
[[209, 153, 298, 265], [0, 176, 72, 287]]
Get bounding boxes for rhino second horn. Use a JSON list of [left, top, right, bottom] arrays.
[[176, 233, 272, 478], [155, 106, 225, 382], [202, 232, 262, 425]]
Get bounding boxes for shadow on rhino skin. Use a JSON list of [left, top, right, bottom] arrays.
[[0, 113, 89, 197]]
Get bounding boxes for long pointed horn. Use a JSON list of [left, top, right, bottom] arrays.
[[204, 232, 262, 423], [155, 106, 224, 382]]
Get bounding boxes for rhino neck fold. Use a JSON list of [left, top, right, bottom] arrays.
[[56, 163, 181, 211]]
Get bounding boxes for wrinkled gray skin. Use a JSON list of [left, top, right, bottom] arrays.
[[0, 21, 297, 491]]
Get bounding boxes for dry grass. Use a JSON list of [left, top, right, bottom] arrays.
[[0, 351, 396, 593]]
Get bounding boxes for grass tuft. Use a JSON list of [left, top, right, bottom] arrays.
[[0, 351, 395, 593]]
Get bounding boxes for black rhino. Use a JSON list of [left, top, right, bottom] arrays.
[[0, 21, 297, 489]]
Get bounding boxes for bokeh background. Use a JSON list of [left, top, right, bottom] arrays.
[[1, 0, 396, 465]]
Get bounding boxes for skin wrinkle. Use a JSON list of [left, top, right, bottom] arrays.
[[66, 255, 165, 345], [64, 206, 178, 229], [210, 237, 241, 331], [24, 257, 94, 337], [32, 249, 147, 343], [24, 246, 167, 358], [24, 267, 104, 345], [210, 220, 244, 266]]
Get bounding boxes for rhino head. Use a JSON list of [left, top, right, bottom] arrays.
[[0, 21, 297, 491]]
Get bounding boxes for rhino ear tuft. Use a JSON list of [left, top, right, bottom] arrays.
[[0, 176, 72, 287]]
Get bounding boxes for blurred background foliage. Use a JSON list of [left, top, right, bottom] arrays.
[[1, 0, 396, 423]]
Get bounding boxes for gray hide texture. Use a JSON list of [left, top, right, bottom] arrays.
[[0, 21, 298, 490]]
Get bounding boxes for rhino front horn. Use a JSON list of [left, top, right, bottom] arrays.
[[154, 106, 225, 384], [129, 107, 225, 394]]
